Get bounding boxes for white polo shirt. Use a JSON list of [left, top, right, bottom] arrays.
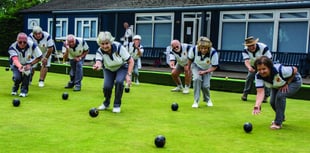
[[8, 41, 42, 65], [169, 43, 192, 66], [123, 27, 133, 46], [255, 64, 294, 88], [188, 46, 219, 70], [95, 42, 131, 72], [28, 31, 54, 55], [242, 42, 272, 66], [62, 38, 89, 59], [128, 42, 144, 60]]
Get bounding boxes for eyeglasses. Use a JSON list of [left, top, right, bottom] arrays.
[[18, 41, 27, 45]]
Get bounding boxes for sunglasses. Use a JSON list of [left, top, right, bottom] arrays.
[[18, 41, 27, 45], [172, 46, 179, 50]]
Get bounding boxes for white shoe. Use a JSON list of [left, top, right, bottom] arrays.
[[207, 100, 213, 107], [112, 107, 121, 113], [171, 86, 183, 92], [135, 80, 139, 85], [19, 93, 27, 97], [97, 104, 108, 111], [192, 101, 199, 108], [11, 92, 17, 96], [38, 81, 44, 87], [182, 87, 189, 94]]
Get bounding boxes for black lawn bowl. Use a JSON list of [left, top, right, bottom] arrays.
[[62, 92, 69, 100], [243, 122, 253, 133], [89, 108, 99, 118], [154, 135, 166, 148], [12, 98, 20, 107], [5, 67, 10, 71], [171, 102, 179, 111], [124, 87, 130, 93]]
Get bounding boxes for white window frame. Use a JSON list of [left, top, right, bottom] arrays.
[[75, 18, 98, 40], [219, 9, 310, 52], [181, 12, 211, 45], [135, 13, 174, 47], [48, 18, 68, 40]]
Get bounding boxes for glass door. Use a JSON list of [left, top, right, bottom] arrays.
[[181, 12, 210, 45]]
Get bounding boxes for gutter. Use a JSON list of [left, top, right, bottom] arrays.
[[50, 1, 310, 14]]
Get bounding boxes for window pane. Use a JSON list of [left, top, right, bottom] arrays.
[[137, 16, 152, 21], [183, 21, 194, 44], [77, 21, 82, 37], [248, 22, 274, 50], [155, 16, 171, 21], [91, 21, 97, 37], [62, 21, 67, 37], [278, 22, 307, 53], [56, 27, 61, 37], [223, 14, 245, 19], [136, 23, 152, 47], [49, 21, 53, 36], [84, 27, 90, 38], [154, 23, 171, 47], [184, 14, 196, 18], [249, 13, 273, 19], [221, 22, 246, 50], [280, 12, 307, 19]]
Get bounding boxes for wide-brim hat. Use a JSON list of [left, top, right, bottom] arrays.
[[243, 36, 259, 46]]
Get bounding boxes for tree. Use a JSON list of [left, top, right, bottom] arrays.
[[0, 0, 49, 56], [1, 0, 49, 19]]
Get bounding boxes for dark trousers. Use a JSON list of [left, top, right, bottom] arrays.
[[68, 59, 84, 87], [299, 57, 310, 78], [102, 65, 127, 108], [243, 71, 270, 97], [270, 73, 302, 125], [11, 65, 31, 94], [133, 59, 139, 80]]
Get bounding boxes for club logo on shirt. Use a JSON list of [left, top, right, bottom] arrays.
[[115, 52, 120, 57], [206, 59, 210, 64], [27, 55, 32, 60], [276, 76, 281, 82]]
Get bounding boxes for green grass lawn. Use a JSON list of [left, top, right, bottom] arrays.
[[0, 66, 309, 153]]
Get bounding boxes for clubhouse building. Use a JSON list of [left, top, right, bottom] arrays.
[[20, 0, 310, 69]]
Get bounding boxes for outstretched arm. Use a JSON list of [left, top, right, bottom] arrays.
[[253, 87, 264, 115]]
